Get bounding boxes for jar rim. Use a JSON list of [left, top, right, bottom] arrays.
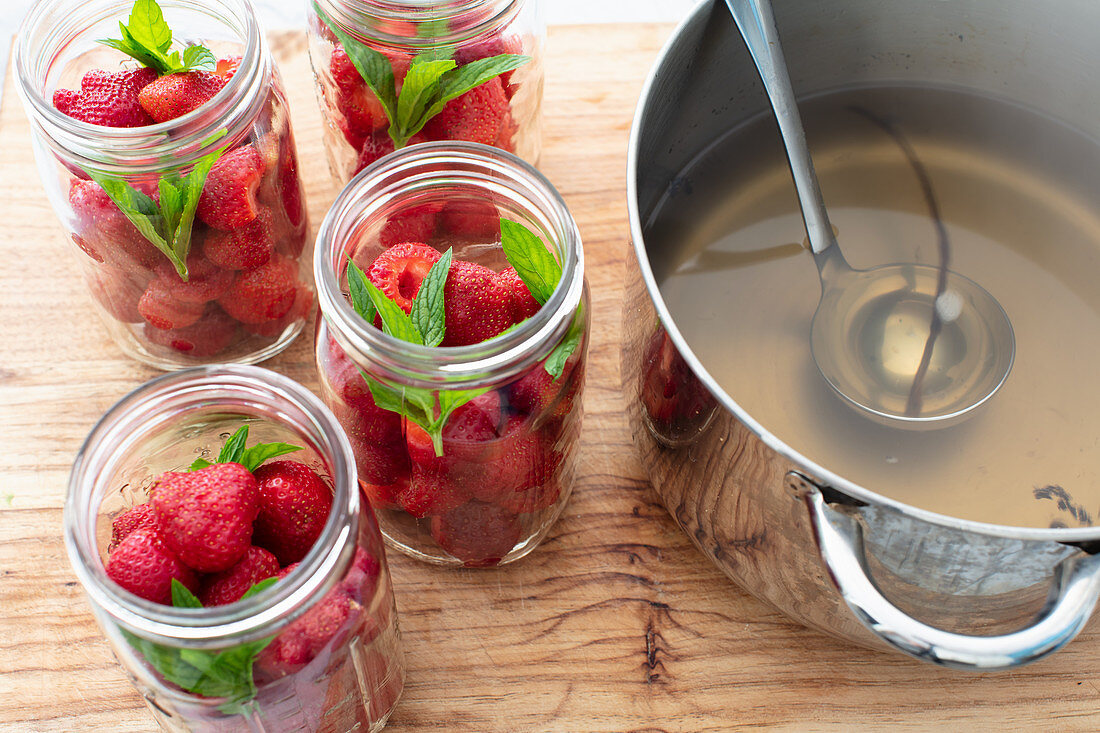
[[314, 0, 523, 49], [63, 365, 361, 647], [314, 141, 585, 389], [14, 0, 270, 172]]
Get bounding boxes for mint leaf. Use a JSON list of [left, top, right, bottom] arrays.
[[545, 308, 584, 380], [189, 458, 213, 471], [98, 0, 216, 75], [393, 57, 457, 147], [240, 577, 279, 601], [181, 44, 217, 72], [239, 443, 303, 474], [424, 54, 530, 124], [313, 2, 397, 124], [217, 426, 249, 464], [436, 387, 490, 427], [361, 277, 424, 345], [500, 219, 561, 305], [411, 248, 451, 347], [171, 579, 203, 609], [346, 261, 378, 324]]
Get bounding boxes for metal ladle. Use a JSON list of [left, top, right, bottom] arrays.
[[724, 0, 1015, 429]]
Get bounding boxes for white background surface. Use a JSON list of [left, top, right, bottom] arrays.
[[2, 0, 700, 94]]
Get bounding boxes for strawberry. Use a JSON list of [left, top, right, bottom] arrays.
[[199, 545, 280, 606], [138, 279, 206, 330], [150, 462, 260, 573], [497, 266, 540, 322], [153, 256, 235, 304], [429, 501, 522, 567], [508, 358, 580, 418], [340, 547, 382, 604], [440, 200, 500, 240], [468, 414, 556, 503], [442, 260, 514, 346], [216, 56, 242, 80], [197, 145, 266, 231], [106, 526, 199, 604], [275, 140, 306, 232], [138, 70, 227, 123], [493, 108, 519, 153], [497, 476, 562, 515], [354, 131, 427, 175], [257, 572, 354, 676], [90, 266, 148, 324], [330, 45, 388, 148], [379, 202, 443, 249], [202, 207, 276, 270], [641, 330, 718, 438], [69, 179, 161, 270], [144, 305, 238, 357], [53, 68, 157, 128], [398, 465, 471, 518], [252, 461, 333, 565], [360, 477, 407, 511], [217, 254, 299, 324], [109, 504, 158, 552], [324, 338, 411, 489], [421, 77, 509, 146], [365, 242, 441, 314], [243, 286, 314, 339]]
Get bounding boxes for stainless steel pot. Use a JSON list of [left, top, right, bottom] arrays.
[[623, 0, 1100, 670]]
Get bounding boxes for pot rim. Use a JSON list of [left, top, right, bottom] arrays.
[[626, 0, 1100, 544]]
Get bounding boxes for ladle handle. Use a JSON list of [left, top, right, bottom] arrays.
[[724, 0, 836, 256], [801, 485, 1100, 670]]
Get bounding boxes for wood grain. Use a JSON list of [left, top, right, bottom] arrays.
[[2, 24, 1100, 732]]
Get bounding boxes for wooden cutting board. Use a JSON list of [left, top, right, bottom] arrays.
[[2, 25, 1099, 732]]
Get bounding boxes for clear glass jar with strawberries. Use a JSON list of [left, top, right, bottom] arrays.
[[65, 365, 404, 731], [314, 142, 587, 567], [15, 0, 313, 369], [307, 0, 543, 183]]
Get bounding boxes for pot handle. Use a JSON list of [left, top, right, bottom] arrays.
[[801, 483, 1100, 669]]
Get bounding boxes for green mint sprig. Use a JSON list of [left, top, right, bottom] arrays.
[[99, 0, 217, 75], [313, 2, 530, 149], [123, 578, 279, 716], [87, 138, 226, 280], [189, 425, 304, 473], [345, 250, 488, 455]]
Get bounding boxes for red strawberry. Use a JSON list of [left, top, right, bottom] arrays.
[[257, 574, 354, 676], [398, 464, 470, 518], [252, 461, 333, 565], [199, 545, 280, 606], [90, 266, 148, 324], [497, 476, 562, 515], [429, 500, 522, 567], [197, 145, 266, 231], [106, 526, 199, 604], [442, 260, 514, 346], [379, 203, 442, 249], [508, 360, 577, 418], [493, 108, 519, 153], [150, 462, 260, 573], [276, 140, 306, 232], [216, 56, 242, 80], [354, 132, 427, 175], [365, 242, 441, 314], [497, 266, 540, 322], [154, 256, 235, 305], [69, 179, 160, 270], [109, 504, 158, 551], [467, 413, 556, 503], [324, 339, 410, 489], [138, 71, 227, 123], [340, 547, 382, 604], [360, 477, 406, 511], [202, 207, 276, 270], [244, 286, 314, 339], [138, 279, 206, 330], [217, 255, 299, 324], [421, 77, 509, 146], [440, 200, 500, 240], [53, 68, 157, 128], [331, 45, 388, 147], [144, 305, 238, 357]]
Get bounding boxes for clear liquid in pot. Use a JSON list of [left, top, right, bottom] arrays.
[[650, 85, 1100, 529]]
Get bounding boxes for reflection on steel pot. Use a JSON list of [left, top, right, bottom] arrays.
[[623, 0, 1100, 669]]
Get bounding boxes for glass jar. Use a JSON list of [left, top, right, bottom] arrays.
[[15, 0, 313, 370], [314, 142, 587, 567], [65, 365, 404, 732], [307, 0, 544, 184]]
